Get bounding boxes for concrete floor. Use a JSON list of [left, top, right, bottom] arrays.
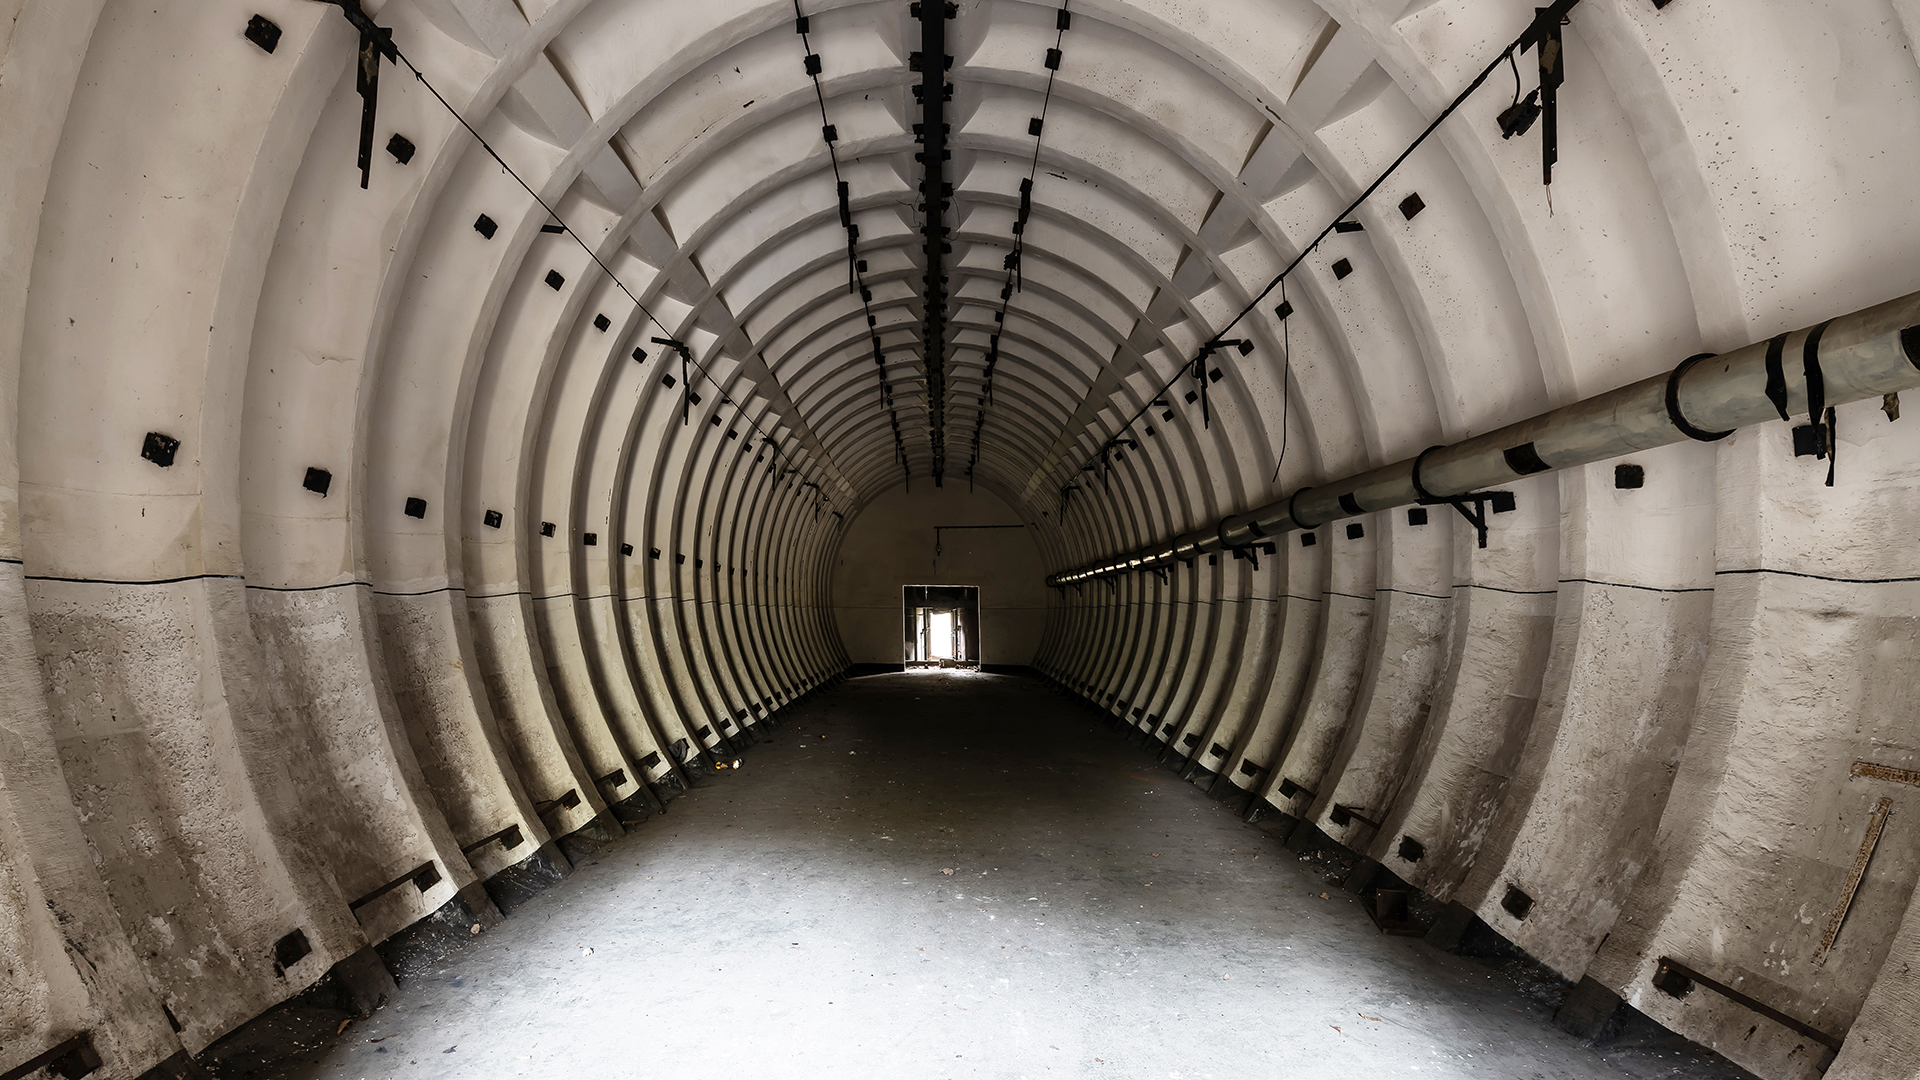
[[211, 671, 1754, 1080]]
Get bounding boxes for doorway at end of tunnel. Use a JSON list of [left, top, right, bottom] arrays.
[[903, 584, 980, 669]]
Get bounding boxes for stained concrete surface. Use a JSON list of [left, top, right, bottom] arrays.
[[206, 671, 1752, 1080]]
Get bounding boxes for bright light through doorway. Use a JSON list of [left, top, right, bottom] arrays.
[[903, 585, 980, 669], [928, 612, 955, 660]]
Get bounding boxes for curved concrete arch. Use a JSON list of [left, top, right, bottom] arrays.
[[7, 2, 1920, 1078]]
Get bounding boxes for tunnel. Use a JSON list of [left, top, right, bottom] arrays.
[[1, 0, 1918, 1077]]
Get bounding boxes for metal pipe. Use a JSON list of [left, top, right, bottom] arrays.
[[1049, 290, 1920, 584]]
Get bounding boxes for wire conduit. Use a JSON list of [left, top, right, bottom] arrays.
[[1050, 290, 1920, 584]]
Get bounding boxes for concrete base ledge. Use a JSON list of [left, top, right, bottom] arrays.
[[1285, 821, 1338, 857], [480, 841, 572, 916], [1248, 809, 1300, 842], [557, 813, 624, 867], [1343, 856, 1387, 896], [136, 1051, 212, 1079], [1183, 763, 1220, 789], [1424, 900, 1529, 959], [1556, 975, 1630, 1042], [610, 787, 661, 826], [374, 881, 501, 981], [325, 947, 399, 1016]]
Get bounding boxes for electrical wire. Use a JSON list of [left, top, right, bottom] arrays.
[[971, 2, 1072, 489], [795, 1, 911, 483], [1270, 278, 1290, 486], [360, 15, 825, 499], [1059, 28, 1537, 496]]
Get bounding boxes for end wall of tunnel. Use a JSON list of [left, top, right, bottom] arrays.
[[831, 483, 1046, 666], [1, 1, 1919, 1079]]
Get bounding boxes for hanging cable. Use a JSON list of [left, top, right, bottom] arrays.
[[314, 0, 826, 501], [970, 2, 1072, 489], [1057, 0, 1579, 500], [1269, 279, 1291, 486], [913, 0, 956, 486], [796, 2, 910, 486]]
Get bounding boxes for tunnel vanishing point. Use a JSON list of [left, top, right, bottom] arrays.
[[1, 0, 1918, 1077]]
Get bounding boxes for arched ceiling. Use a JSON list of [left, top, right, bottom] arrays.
[[6, 2, 1920, 1078], [161, 0, 1908, 584], [12, 0, 1908, 587], [246, 0, 1613, 578]]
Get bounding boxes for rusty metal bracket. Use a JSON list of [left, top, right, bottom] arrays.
[[1815, 796, 1893, 965], [0, 1034, 99, 1080], [1852, 760, 1920, 787], [1277, 777, 1316, 803], [1651, 958, 1843, 1051], [1329, 804, 1382, 830], [348, 860, 440, 912], [459, 823, 524, 856]]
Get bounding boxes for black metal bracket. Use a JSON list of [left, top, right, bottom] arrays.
[[1276, 777, 1316, 803], [313, 2, 398, 190], [652, 336, 691, 424], [1651, 958, 1842, 1052], [1522, 0, 1580, 186], [1329, 803, 1382, 830], [459, 823, 524, 856], [0, 1034, 99, 1080], [1192, 349, 1213, 429], [1151, 565, 1169, 585], [347, 860, 441, 912], [933, 523, 1027, 557], [1416, 490, 1515, 549], [1230, 542, 1276, 571]]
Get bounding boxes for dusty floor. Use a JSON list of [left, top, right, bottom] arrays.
[[208, 670, 1754, 1080]]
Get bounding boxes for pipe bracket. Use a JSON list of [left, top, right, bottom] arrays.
[[1409, 444, 1447, 501], [1665, 352, 1734, 441], [1288, 486, 1319, 530]]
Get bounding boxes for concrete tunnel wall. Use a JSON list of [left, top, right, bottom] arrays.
[[0, 1, 1917, 1078]]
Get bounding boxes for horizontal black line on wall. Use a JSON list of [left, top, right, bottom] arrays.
[[26, 572, 246, 587], [1716, 567, 1920, 586], [44, 568, 1884, 599], [1073, 578, 1716, 597], [245, 580, 370, 594], [1564, 577, 1712, 595]]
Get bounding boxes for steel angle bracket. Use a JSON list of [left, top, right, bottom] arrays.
[[312, 1, 398, 189], [1410, 444, 1515, 549], [1416, 493, 1514, 549]]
